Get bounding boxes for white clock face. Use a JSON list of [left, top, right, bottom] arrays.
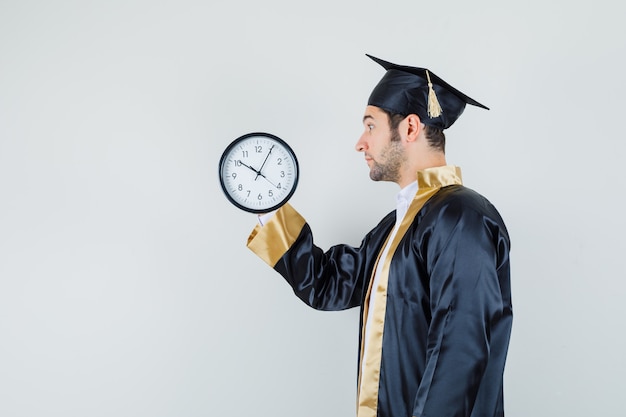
[[219, 133, 299, 213]]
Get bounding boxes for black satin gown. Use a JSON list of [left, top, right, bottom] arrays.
[[248, 167, 512, 417]]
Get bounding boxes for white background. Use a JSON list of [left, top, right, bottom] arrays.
[[1, 1, 624, 416]]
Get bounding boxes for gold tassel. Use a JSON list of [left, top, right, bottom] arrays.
[[426, 70, 442, 118]]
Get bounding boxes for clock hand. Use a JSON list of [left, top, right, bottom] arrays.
[[255, 145, 274, 180], [239, 159, 279, 188], [256, 172, 279, 188], [238, 160, 261, 176]]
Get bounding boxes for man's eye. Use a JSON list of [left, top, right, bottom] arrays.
[[367, 124, 374, 131]]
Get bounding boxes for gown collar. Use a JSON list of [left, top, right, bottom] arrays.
[[416, 165, 463, 189]]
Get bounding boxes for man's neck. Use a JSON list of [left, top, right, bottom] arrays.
[[397, 157, 447, 188]]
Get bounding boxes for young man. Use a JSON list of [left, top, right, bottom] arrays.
[[247, 54, 512, 417]]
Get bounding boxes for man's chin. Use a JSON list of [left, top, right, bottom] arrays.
[[369, 172, 383, 182]]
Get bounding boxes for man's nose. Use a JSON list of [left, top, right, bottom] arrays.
[[355, 134, 368, 152]]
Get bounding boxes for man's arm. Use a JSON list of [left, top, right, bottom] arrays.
[[248, 203, 395, 312]]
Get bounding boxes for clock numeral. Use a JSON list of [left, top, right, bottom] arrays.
[[241, 150, 249, 158], [277, 183, 282, 189], [255, 146, 263, 153], [238, 184, 243, 191], [234, 160, 242, 167], [277, 157, 282, 165], [280, 171, 285, 178], [268, 190, 274, 198], [231, 173, 237, 179], [257, 193, 263, 200]]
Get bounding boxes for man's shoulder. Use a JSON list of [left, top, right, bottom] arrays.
[[426, 184, 504, 222], [373, 209, 397, 230], [434, 184, 487, 204]]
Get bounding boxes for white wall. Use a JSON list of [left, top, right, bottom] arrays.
[[1, 1, 624, 416]]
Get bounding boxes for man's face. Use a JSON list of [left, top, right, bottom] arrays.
[[355, 106, 406, 183]]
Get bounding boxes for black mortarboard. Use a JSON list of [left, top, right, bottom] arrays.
[[366, 54, 489, 130]]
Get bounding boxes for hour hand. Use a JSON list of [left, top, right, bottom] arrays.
[[238, 160, 260, 175]]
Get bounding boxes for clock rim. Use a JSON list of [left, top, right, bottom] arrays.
[[218, 132, 300, 214]]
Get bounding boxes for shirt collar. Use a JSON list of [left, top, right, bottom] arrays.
[[395, 180, 418, 223], [397, 180, 418, 206]]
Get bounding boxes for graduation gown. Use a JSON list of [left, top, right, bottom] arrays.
[[247, 165, 512, 417]]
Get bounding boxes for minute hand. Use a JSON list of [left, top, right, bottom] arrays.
[[255, 145, 274, 180]]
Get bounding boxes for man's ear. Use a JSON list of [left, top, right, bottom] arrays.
[[405, 114, 422, 143]]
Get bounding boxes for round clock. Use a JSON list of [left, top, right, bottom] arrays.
[[219, 132, 299, 213]]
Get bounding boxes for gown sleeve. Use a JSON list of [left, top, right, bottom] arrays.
[[412, 197, 512, 417], [247, 203, 395, 311]]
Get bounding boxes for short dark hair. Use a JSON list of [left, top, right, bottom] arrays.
[[381, 109, 446, 153]]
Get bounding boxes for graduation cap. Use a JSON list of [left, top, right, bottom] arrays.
[[366, 54, 489, 130]]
